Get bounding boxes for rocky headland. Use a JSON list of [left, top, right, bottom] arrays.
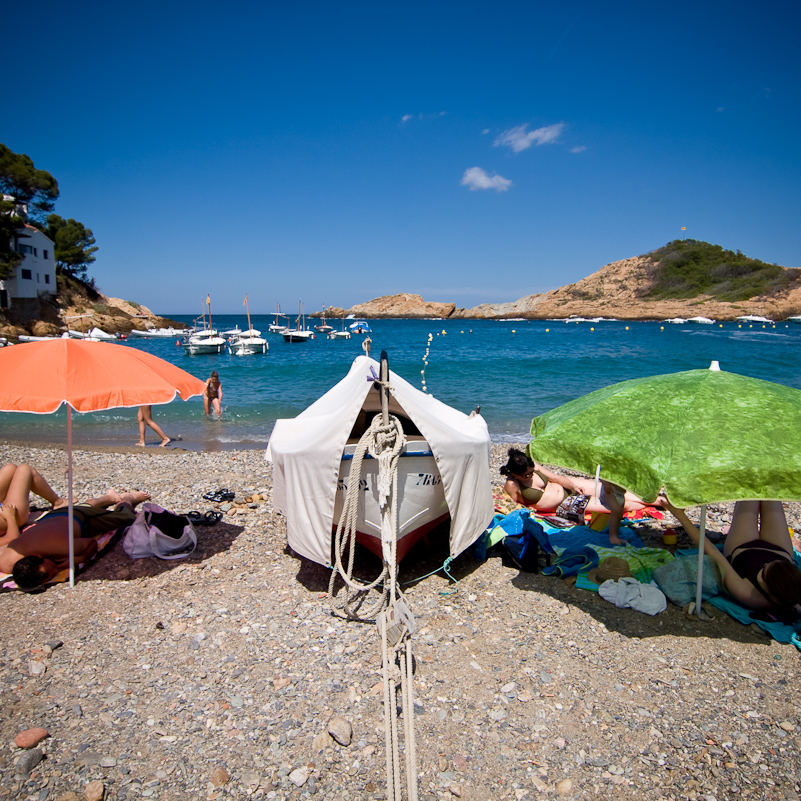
[[322, 253, 801, 321]]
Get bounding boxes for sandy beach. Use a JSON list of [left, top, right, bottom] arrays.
[[1, 441, 799, 801]]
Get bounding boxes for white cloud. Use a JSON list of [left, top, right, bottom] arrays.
[[401, 114, 413, 123], [481, 128, 490, 135], [461, 167, 512, 192], [570, 145, 586, 154], [494, 122, 565, 152]]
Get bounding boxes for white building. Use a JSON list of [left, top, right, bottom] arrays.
[[0, 223, 57, 310]]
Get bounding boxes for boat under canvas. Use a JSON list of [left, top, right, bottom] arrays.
[[266, 355, 494, 567]]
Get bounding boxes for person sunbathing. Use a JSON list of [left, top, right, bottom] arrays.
[[666, 500, 801, 611], [0, 489, 150, 590], [0, 463, 67, 544], [500, 448, 661, 545]]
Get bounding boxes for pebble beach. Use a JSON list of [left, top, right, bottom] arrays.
[[1, 442, 800, 801]]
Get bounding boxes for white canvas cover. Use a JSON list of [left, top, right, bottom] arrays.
[[266, 355, 494, 566]]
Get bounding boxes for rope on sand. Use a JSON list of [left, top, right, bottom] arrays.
[[328, 362, 419, 801]]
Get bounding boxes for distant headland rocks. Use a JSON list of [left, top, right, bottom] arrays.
[[323, 253, 801, 322], [3, 246, 801, 338]]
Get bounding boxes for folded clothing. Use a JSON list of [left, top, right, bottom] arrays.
[[598, 576, 667, 615]]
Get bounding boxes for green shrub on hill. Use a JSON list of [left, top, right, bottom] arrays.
[[645, 240, 801, 301]]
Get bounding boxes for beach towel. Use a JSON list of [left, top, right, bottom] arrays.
[[598, 576, 668, 615]]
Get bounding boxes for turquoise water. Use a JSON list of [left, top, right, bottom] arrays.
[[3, 316, 800, 451]]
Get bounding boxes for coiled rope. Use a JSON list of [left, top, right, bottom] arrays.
[[328, 360, 419, 801]]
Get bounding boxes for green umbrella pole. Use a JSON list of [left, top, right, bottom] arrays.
[[694, 506, 707, 617]]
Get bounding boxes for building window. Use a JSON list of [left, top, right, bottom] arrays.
[[45, 274, 51, 284], [37, 273, 40, 283], [34, 248, 38, 256], [44, 250, 49, 259], [18, 244, 33, 255], [0, 289, 7, 308], [21, 269, 32, 280]]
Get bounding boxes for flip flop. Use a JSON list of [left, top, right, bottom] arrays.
[[203, 510, 223, 526], [186, 511, 203, 524], [202, 489, 235, 503]]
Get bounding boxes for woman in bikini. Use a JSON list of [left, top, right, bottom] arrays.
[[667, 500, 801, 611], [204, 370, 223, 415], [500, 448, 659, 545]]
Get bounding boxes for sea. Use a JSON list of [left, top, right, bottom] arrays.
[[3, 315, 800, 453]]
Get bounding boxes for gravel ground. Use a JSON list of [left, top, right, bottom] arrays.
[[1, 442, 800, 801]]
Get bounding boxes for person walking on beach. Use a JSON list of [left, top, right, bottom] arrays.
[[136, 405, 173, 447], [0, 463, 67, 543], [204, 370, 222, 415]]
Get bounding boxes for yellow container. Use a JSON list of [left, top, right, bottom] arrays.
[[662, 531, 677, 546], [589, 512, 610, 531]]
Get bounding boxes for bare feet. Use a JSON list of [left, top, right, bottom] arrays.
[[135, 442, 146, 447], [608, 534, 624, 546], [118, 490, 151, 508], [159, 437, 172, 447], [52, 496, 69, 510]]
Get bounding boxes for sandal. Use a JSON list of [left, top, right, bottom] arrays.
[[202, 489, 235, 503], [203, 510, 223, 526], [186, 511, 203, 524]]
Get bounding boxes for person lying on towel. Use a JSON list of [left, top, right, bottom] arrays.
[[667, 500, 801, 612], [0, 489, 150, 590], [500, 448, 664, 546]]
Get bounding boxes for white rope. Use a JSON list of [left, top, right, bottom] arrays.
[[327, 398, 419, 799]]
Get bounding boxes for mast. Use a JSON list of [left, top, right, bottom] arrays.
[[244, 293, 253, 334]]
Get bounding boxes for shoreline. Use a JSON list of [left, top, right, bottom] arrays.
[[1, 442, 799, 800]]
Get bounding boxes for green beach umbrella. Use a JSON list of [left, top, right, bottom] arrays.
[[529, 363, 801, 508], [528, 362, 801, 617]]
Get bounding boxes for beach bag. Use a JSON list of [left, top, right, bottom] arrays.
[[500, 510, 553, 573], [123, 502, 197, 560]]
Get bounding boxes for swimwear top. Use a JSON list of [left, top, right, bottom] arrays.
[[512, 470, 551, 505], [24, 508, 85, 536], [728, 539, 792, 604]]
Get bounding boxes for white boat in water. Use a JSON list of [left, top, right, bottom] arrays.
[[283, 301, 316, 342], [687, 316, 716, 324], [129, 327, 188, 338], [736, 315, 774, 324], [787, 316, 801, 324], [229, 295, 269, 354], [328, 317, 352, 339], [183, 329, 226, 355], [314, 306, 334, 333], [663, 317, 687, 324], [267, 355, 493, 566]]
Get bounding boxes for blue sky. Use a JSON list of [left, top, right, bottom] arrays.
[[4, 0, 800, 315]]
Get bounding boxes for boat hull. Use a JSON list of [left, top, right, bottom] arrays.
[[333, 441, 450, 563], [230, 337, 268, 355]]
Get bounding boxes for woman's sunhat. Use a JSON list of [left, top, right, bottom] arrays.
[[587, 556, 632, 585]]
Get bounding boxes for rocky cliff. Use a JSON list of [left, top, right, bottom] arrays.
[[332, 255, 801, 320], [0, 276, 179, 338]]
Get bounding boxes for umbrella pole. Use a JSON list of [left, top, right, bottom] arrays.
[[694, 504, 707, 615], [67, 407, 75, 589]]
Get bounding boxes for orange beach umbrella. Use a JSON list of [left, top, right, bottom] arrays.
[[0, 338, 207, 586]]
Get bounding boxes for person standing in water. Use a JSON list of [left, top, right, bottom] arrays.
[[136, 405, 172, 447], [204, 371, 222, 415]]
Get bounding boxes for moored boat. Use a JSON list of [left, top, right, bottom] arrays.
[[129, 326, 189, 338], [687, 316, 716, 324], [283, 301, 316, 342], [348, 319, 371, 334], [229, 295, 269, 354], [267, 354, 494, 566], [736, 315, 774, 324]]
